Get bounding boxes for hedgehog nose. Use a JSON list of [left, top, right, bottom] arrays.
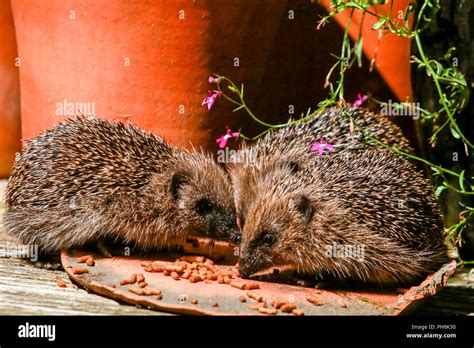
[[238, 261, 250, 278]]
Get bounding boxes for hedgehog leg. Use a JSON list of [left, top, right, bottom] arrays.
[[96, 239, 113, 257], [31, 255, 63, 270]]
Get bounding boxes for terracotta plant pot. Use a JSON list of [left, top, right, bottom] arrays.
[[11, 0, 287, 150], [0, 0, 21, 178], [320, 0, 413, 101]]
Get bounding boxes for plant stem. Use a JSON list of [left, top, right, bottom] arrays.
[[414, 33, 473, 149]]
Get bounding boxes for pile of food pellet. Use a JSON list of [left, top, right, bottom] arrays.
[[64, 253, 335, 315], [138, 255, 306, 316]]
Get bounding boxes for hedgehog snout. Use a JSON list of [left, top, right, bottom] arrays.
[[237, 247, 263, 278]]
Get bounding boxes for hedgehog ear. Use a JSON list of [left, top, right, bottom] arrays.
[[170, 171, 189, 200], [290, 195, 313, 223]]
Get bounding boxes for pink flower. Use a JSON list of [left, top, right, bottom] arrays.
[[216, 126, 240, 149], [208, 76, 222, 84], [353, 93, 369, 107], [310, 137, 334, 155], [202, 90, 222, 111]]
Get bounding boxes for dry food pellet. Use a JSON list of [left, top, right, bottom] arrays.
[[204, 259, 214, 266], [217, 274, 224, 284], [280, 303, 297, 313], [55, 277, 67, 288], [223, 275, 232, 284], [85, 257, 95, 266], [165, 265, 184, 273], [156, 294, 163, 300], [239, 296, 247, 303], [144, 267, 153, 272], [258, 307, 278, 316], [138, 282, 147, 288], [230, 281, 246, 290], [128, 285, 161, 296], [292, 309, 305, 316], [246, 283, 260, 290], [136, 274, 145, 283], [272, 300, 285, 309], [212, 302, 219, 307], [306, 295, 324, 306], [181, 255, 205, 263], [148, 288, 161, 296], [163, 270, 171, 276], [206, 265, 218, 273], [189, 275, 203, 283], [141, 261, 152, 267], [246, 291, 263, 302], [120, 274, 137, 285], [181, 271, 192, 279], [171, 272, 180, 281], [128, 286, 144, 295], [179, 262, 188, 270], [143, 287, 161, 296], [221, 270, 234, 277], [71, 267, 89, 275], [151, 263, 165, 273], [75, 255, 93, 263], [191, 299, 198, 305]]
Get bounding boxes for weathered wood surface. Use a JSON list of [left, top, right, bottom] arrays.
[[0, 180, 472, 315]]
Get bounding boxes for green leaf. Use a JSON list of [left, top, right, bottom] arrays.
[[450, 125, 461, 139], [435, 186, 446, 197], [371, 18, 386, 30], [459, 170, 466, 191]]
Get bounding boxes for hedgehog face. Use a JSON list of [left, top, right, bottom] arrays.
[[238, 193, 315, 278], [230, 154, 305, 239], [169, 158, 239, 242]]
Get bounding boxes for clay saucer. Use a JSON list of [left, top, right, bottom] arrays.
[[61, 239, 456, 316]]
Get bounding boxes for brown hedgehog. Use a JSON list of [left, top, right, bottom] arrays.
[[238, 148, 448, 286], [230, 104, 413, 231], [3, 117, 238, 253]]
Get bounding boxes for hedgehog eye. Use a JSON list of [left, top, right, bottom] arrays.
[[261, 232, 276, 246], [230, 231, 242, 244], [195, 198, 213, 215]]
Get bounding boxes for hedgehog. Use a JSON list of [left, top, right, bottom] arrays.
[[237, 148, 448, 286], [3, 117, 238, 254], [229, 104, 413, 232]]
